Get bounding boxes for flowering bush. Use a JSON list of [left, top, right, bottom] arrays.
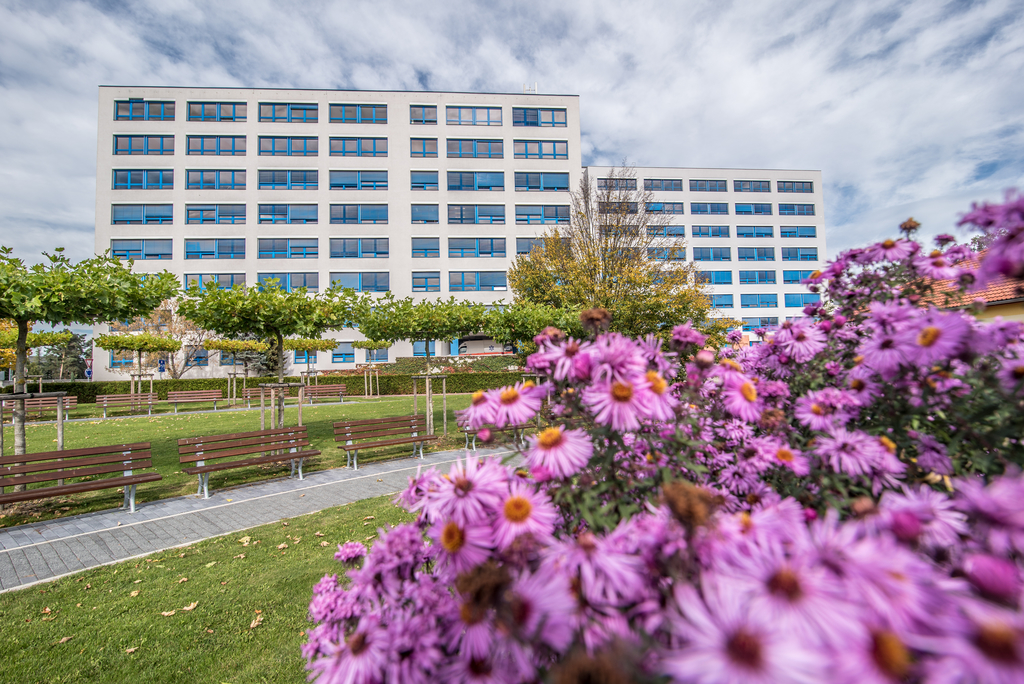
[[305, 197, 1024, 683]]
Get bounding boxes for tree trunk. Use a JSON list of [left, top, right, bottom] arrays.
[[13, 320, 28, 492], [276, 331, 285, 428]]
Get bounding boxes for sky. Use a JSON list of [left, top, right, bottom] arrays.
[[0, 0, 1022, 265]]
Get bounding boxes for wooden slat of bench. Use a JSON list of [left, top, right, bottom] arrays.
[[168, 391, 223, 400], [183, 449, 320, 475], [334, 416, 426, 428], [336, 427, 430, 442], [0, 452, 152, 478], [0, 443, 150, 467], [305, 385, 345, 394], [178, 427, 308, 447], [178, 432, 308, 454], [0, 459, 155, 488], [338, 435, 437, 452], [0, 472, 163, 506], [179, 439, 311, 465], [334, 420, 426, 435]]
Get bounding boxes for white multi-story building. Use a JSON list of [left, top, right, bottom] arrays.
[[588, 166, 826, 342], [91, 86, 825, 380]]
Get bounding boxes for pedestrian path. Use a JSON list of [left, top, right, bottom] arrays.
[[0, 447, 514, 593]]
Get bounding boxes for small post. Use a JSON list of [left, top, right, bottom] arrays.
[[426, 376, 433, 435], [297, 385, 303, 427], [260, 387, 266, 430], [271, 389, 277, 430], [56, 398, 65, 486], [442, 377, 448, 436], [364, 369, 368, 397], [412, 377, 418, 415]]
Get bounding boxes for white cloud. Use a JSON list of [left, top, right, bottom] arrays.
[[0, 0, 1021, 263]]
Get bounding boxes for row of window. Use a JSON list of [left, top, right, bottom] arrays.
[[115, 100, 568, 127], [698, 270, 816, 285], [599, 201, 816, 216], [181, 271, 508, 293], [113, 237, 559, 261], [110, 343, 387, 369], [110, 199, 573, 225], [690, 247, 819, 262], [707, 294, 821, 310], [605, 178, 814, 193]]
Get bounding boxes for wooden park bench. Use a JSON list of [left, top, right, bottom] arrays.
[[302, 384, 346, 405], [464, 424, 525, 451], [0, 442, 161, 513], [1, 395, 78, 420], [177, 427, 320, 499], [334, 415, 437, 470], [96, 392, 159, 419], [167, 390, 223, 413], [240, 387, 295, 409]]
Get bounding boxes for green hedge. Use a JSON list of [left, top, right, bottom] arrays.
[[0, 372, 524, 403]]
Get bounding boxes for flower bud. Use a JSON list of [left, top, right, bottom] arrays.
[[833, 314, 847, 327], [530, 464, 553, 483], [964, 554, 1020, 601], [890, 510, 922, 543], [803, 508, 818, 522], [476, 428, 493, 444], [694, 350, 715, 369]]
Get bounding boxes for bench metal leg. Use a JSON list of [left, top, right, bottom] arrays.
[[290, 458, 306, 480], [353, 450, 358, 470], [174, 403, 178, 414], [103, 407, 107, 420], [197, 473, 210, 499], [123, 484, 137, 513]]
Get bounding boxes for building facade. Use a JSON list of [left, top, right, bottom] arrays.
[[92, 86, 824, 380]]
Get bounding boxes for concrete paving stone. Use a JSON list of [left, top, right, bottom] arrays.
[[0, 554, 19, 588], [9, 549, 36, 583], [38, 546, 72, 577], [22, 547, 52, 580]]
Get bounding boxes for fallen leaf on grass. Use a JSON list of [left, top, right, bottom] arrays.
[[56, 636, 73, 644], [206, 629, 214, 633], [233, 553, 245, 559], [314, 532, 325, 537], [205, 561, 217, 568], [178, 577, 188, 584], [277, 543, 288, 550], [238, 536, 251, 546], [365, 535, 376, 541], [182, 602, 198, 611], [126, 647, 138, 654], [84, 584, 91, 590], [130, 590, 140, 597], [161, 611, 176, 617], [249, 614, 263, 629], [133, 579, 142, 584], [281, 522, 289, 527], [42, 607, 51, 614], [363, 516, 375, 521], [320, 541, 329, 547]]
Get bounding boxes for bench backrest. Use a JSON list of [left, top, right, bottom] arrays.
[[178, 427, 311, 465], [0, 442, 152, 490], [242, 387, 289, 398], [334, 415, 427, 443], [305, 384, 346, 395], [167, 390, 223, 401], [96, 393, 158, 405], [1, 396, 77, 410]]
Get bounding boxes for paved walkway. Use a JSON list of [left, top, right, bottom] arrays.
[[0, 446, 513, 593]]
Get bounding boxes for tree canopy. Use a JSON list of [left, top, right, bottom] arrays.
[[356, 294, 489, 365]]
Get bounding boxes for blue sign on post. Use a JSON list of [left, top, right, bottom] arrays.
[[158, 359, 166, 373], [85, 369, 92, 378]]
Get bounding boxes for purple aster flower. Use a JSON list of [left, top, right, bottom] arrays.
[[924, 600, 1024, 684], [900, 310, 971, 365], [588, 332, 648, 383], [427, 455, 508, 525], [913, 249, 963, 279], [307, 615, 388, 684], [773, 320, 827, 363], [814, 426, 884, 477], [491, 381, 543, 428], [772, 444, 810, 476], [429, 518, 493, 577], [879, 486, 968, 550], [524, 426, 593, 479], [794, 389, 853, 432], [507, 569, 576, 652], [997, 352, 1024, 395], [859, 331, 912, 378], [492, 481, 558, 549], [640, 369, 678, 421], [457, 390, 497, 430], [543, 530, 648, 608], [726, 329, 744, 344], [528, 338, 592, 381], [582, 375, 652, 431], [865, 238, 919, 262], [334, 541, 367, 564], [672, 321, 708, 349], [720, 374, 763, 423], [911, 432, 953, 475]]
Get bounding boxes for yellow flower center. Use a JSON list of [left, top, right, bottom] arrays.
[[537, 427, 563, 449], [975, 623, 1019, 663], [471, 390, 487, 406], [646, 370, 667, 395], [522, 380, 535, 389], [776, 448, 794, 463], [500, 388, 520, 404], [611, 381, 633, 402], [917, 326, 941, 348], [871, 631, 910, 679], [740, 382, 757, 403], [810, 403, 825, 416], [1012, 364, 1024, 380], [503, 495, 533, 523], [441, 521, 465, 553], [882, 239, 896, 249], [850, 378, 865, 391], [809, 270, 822, 279], [930, 249, 942, 258], [721, 359, 742, 372], [879, 436, 896, 454]]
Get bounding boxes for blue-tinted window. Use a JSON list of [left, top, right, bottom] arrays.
[[778, 181, 814, 193], [738, 247, 775, 261], [780, 226, 817, 238], [410, 105, 437, 125], [447, 139, 503, 159], [329, 170, 387, 190], [737, 226, 773, 238], [185, 273, 245, 290], [742, 317, 779, 331], [185, 347, 209, 367], [185, 238, 245, 259], [741, 293, 778, 308], [258, 238, 318, 259], [413, 340, 436, 357], [515, 205, 569, 224], [412, 238, 440, 258], [366, 347, 388, 362], [647, 225, 687, 237], [692, 225, 729, 237], [329, 104, 386, 123], [449, 271, 507, 291], [739, 270, 776, 284], [329, 238, 388, 258], [411, 171, 439, 191], [412, 271, 440, 292], [597, 178, 636, 191], [332, 342, 355, 363], [697, 270, 733, 284], [783, 270, 814, 284], [515, 172, 569, 191], [113, 169, 173, 189], [111, 204, 172, 225], [782, 247, 818, 261], [446, 107, 502, 126], [734, 180, 770, 192], [330, 137, 387, 157], [258, 204, 318, 224], [516, 238, 543, 254], [711, 294, 734, 308], [599, 202, 639, 215], [449, 238, 505, 258], [448, 171, 504, 191], [188, 102, 246, 121], [647, 202, 684, 214], [329, 204, 388, 224], [648, 247, 685, 261], [779, 204, 815, 216], [329, 272, 390, 292], [186, 169, 245, 189], [115, 99, 175, 121], [513, 140, 568, 159], [690, 203, 728, 215], [114, 135, 174, 155], [259, 103, 317, 122], [736, 203, 772, 215], [448, 205, 505, 224], [644, 178, 683, 191], [110, 239, 172, 261], [186, 205, 246, 224], [257, 272, 319, 292], [692, 247, 730, 261], [410, 138, 437, 157], [259, 136, 317, 156], [785, 293, 821, 307], [690, 180, 727, 192], [294, 350, 317, 364], [511, 107, 566, 127], [186, 136, 244, 156], [411, 205, 439, 224], [259, 170, 319, 189]]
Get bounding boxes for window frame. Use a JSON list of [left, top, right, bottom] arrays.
[[447, 205, 505, 225], [329, 104, 387, 124], [113, 135, 174, 155], [511, 107, 567, 127], [184, 238, 245, 260], [446, 106, 503, 126], [257, 204, 319, 224], [113, 169, 174, 190], [185, 204, 246, 225], [187, 102, 246, 122], [329, 204, 389, 225], [186, 135, 245, 156], [258, 103, 318, 123]]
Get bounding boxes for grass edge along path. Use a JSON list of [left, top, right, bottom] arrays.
[[0, 494, 413, 684]]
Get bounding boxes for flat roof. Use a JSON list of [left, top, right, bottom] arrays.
[[98, 85, 578, 98]]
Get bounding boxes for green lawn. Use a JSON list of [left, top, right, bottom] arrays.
[[0, 395, 475, 528], [0, 495, 414, 684]]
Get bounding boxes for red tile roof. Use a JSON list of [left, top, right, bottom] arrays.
[[932, 252, 1024, 308]]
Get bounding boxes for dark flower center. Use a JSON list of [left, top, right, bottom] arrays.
[[871, 630, 910, 678], [611, 381, 633, 402], [454, 476, 474, 496], [975, 624, 1020, 663], [767, 568, 803, 601], [726, 629, 763, 669], [441, 521, 465, 553], [348, 631, 368, 656], [469, 658, 492, 675]]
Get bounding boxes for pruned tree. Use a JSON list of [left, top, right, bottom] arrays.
[[483, 301, 583, 356], [107, 299, 211, 379], [94, 332, 183, 392]]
